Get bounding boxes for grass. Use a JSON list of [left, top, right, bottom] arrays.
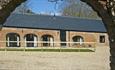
[[0, 48, 95, 52]]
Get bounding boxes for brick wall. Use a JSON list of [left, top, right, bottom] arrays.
[[66, 31, 109, 47], [0, 27, 109, 47], [0, 27, 60, 47]]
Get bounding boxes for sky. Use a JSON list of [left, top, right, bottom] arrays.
[[26, 0, 63, 15], [14, 0, 93, 16]]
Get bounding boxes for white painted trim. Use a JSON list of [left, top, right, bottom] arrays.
[[34, 36, 37, 47], [7, 37, 10, 46], [17, 36, 19, 46]]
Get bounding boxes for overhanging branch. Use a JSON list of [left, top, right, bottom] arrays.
[[0, 0, 26, 25]]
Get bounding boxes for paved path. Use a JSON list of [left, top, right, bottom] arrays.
[[0, 47, 110, 70]]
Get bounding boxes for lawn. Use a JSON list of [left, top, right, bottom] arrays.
[[0, 47, 109, 70]]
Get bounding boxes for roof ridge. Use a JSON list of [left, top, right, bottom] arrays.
[[12, 13, 101, 21]]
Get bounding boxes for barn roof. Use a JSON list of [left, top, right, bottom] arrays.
[[3, 14, 107, 33]]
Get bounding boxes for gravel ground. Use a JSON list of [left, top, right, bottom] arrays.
[[0, 47, 110, 70]]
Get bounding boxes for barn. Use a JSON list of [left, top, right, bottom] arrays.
[[0, 14, 109, 47]]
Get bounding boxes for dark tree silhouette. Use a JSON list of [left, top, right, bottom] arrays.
[[0, 0, 26, 25]]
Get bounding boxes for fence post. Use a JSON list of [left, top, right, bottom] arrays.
[[23, 41, 26, 52], [60, 42, 61, 52], [94, 43, 96, 52]]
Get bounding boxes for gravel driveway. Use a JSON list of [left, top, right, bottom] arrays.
[[0, 46, 110, 70]]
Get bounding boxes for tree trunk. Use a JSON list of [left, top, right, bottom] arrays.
[[81, 0, 115, 70], [109, 26, 115, 70]]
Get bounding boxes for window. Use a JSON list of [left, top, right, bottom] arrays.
[[42, 35, 54, 47], [6, 33, 20, 47], [72, 36, 84, 45], [24, 34, 38, 47], [100, 35, 105, 43]]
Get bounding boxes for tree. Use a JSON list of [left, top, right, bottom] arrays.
[[0, 0, 26, 25], [0, 0, 115, 70], [61, 0, 99, 19], [13, 1, 35, 14]]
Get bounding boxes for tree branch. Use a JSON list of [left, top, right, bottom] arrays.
[[81, 0, 113, 33], [0, 0, 26, 25]]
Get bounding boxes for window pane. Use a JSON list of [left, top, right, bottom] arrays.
[[100, 35, 105, 43], [6, 33, 20, 47]]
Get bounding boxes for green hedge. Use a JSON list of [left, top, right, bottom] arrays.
[[0, 48, 94, 52]]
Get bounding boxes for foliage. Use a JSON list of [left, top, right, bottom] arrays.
[[13, 2, 35, 14], [60, 0, 99, 19]]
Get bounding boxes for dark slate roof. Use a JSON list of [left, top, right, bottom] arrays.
[[3, 14, 107, 33]]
